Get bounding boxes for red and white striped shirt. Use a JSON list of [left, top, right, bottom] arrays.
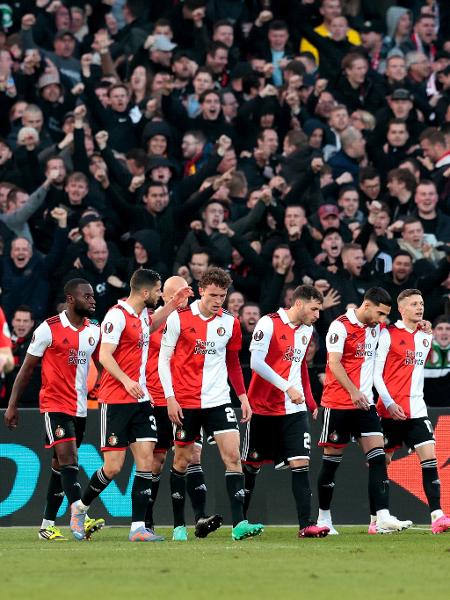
[[375, 321, 432, 419], [146, 319, 166, 407], [158, 300, 242, 409], [248, 308, 315, 416], [98, 300, 152, 404], [322, 308, 381, 409], [0, 307, 11, 347], [27, 311, 100, 417]]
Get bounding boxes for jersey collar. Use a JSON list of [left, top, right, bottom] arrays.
[[278, 307, 300, 329], [59, 311, 88, 331], [346, 308, 365, 327], [191, 299, 222, 321], [395, 320, 419, 334], [118, 299, 139, 317]]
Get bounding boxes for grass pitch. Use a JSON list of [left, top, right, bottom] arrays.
[[1, 526, 449, 600]]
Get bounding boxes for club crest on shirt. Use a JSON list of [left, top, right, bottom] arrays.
[[108, 434, 118, 446], [370, 329, 377, 337], [176, 429, 186, 440], [253, 330, 264, 341], [217, 327, 226, 336], [55, 426, 65, 439], [163, 323, 167, 334], [144, 317, 150, 327], [31, 333, 35, 343], [302, 335, 308, 345], [104, 322, 113, 334], [423, 339, 429, 347], [88, 336, 96, 346], [329, 333, 339, 344]]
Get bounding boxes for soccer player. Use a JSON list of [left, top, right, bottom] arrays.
[[242, 285, 330, 538], [145, 275, 222, 537], [316, 287, 412, 535], [158, 267, 264, 541], [74, 269, 192, 542], [374, 289, 450, 534], [4, 279, 103, 541]]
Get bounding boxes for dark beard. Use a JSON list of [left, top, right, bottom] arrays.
[[74, 306, 95, 318], [144, 298, 157, 309]]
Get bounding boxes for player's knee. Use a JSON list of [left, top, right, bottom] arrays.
[[191, 445, 202, 464], [385, 453, 393, 466], [57, 452, 78, 466], [173, 450, 192, 472]]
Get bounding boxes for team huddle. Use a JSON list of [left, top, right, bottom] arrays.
[[4, 266, 450, 541]]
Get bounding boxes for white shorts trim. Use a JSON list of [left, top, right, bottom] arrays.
[[213, 428, 239, 436], [44, 412, 54, 445], [134, 437, 158, 443], [414, 440, 436, 449], [287, 455, 310, 461], [360, 432, 384, 437]]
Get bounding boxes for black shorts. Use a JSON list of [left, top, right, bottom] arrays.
[[44, 412, 86, 449], [319, 405, 383, 448], [174, 404, 238, 446], [100, 401, 157, 451], [154, 405, 173, 453], [382, 417, 435, 453], [241, 412, 311, 470]]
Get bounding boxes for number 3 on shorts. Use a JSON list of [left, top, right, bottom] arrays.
[[225, 407, 237, 423], [304, 432, 311, 450], [149, 415, 157, 431]]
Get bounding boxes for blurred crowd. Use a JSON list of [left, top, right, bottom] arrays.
[[0, 0, 449, 406]]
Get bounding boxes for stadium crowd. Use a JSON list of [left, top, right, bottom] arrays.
[[0, 0, 449, 407]]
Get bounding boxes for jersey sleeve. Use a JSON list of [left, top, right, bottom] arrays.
[[249, 316, 273, 355], [101, 308, 126, 345], [27, 321, 52, 357], [227, 317, 242, 352], [373, 328, 394, 409], [325, 320, 347, 354], [250, 317, 290, 392], [0, 308, 11, 347], [160, 310, 181, 349]]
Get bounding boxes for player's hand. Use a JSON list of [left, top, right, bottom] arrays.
[[387, 403, 407, 421], [123, 377, 145, 399], [4, 405, 18, 430], [167, 396, 183, 426], [350, 390, 370, 410], [95, 130, 109, 150], [312, 408, 319, 420], [239, 395, 252, 423], [287, 386, 305, 404], [417, 319, 432, 334], [172, 286, 194, 308]]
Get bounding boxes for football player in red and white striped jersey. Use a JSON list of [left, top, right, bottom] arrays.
[[145, 276, 219, 538], [374, 289, 450, 534], [242, 285, 329, 539], [75, 269, 192, 543], [4, 279, 102, 541], [316, 287, 411, 535], [159, 267, 264, 541]]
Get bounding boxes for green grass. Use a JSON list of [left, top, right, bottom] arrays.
[[1, 527, 449, 599]]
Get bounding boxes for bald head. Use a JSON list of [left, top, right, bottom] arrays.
[[163, 276, 188, 305]]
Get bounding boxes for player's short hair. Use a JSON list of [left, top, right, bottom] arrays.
[[63, 278, 91, 299], [199, 267, 232, 290], [130, 268, 161, 291], [397, 288, 422, 303], [292, 284, 323, 304], [364, 287, 392, 307]]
